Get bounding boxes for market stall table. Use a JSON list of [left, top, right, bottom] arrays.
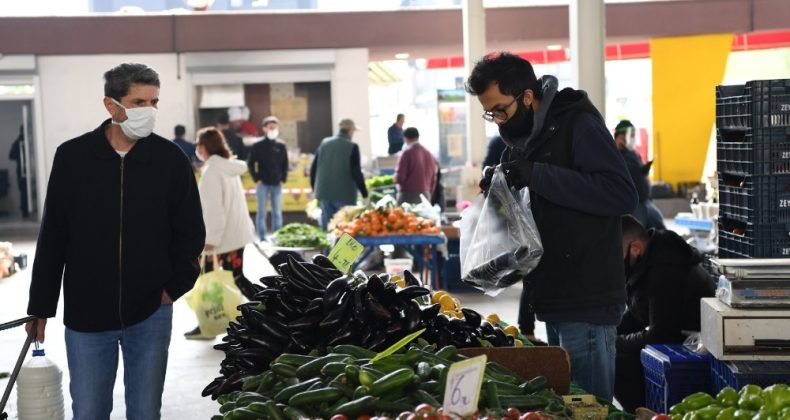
[[352, 234, 446, 289]]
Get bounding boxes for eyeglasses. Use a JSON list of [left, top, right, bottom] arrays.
[[482, 93, 523, 122]]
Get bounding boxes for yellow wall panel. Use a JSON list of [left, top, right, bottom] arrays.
[[651, 34, 733, 189]]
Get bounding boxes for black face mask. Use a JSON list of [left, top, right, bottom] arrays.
[[498, 100, 534, 147]]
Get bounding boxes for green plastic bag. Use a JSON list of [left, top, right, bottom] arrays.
[[185, 255, 242, 338]]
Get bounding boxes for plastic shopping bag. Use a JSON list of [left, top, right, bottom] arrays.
[[460, 166, 543, 296], [185, 255, 243, 337]]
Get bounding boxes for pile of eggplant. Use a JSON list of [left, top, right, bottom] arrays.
[[202, 254, 516, 399]]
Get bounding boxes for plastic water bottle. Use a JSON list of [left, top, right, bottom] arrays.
[[16, 348, 65, 420]]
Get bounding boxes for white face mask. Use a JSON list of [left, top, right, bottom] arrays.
[[267, 129, 279, 139], [111, 98, 157, 140]]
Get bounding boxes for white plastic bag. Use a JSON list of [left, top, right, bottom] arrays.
[[460, 167, 543, 296]]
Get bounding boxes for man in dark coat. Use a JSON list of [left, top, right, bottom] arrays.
[[614, 215, 716, 412], [468, 51, 637, 401]]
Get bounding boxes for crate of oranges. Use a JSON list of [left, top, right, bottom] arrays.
[[332, 207, 442, 237]]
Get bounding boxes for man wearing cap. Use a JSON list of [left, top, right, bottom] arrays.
[[614, 120, 665, 230], [247, 116, 289, 240], [311, 119, 368, 230]]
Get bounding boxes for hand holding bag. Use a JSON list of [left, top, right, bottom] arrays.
[[185, 254, 243, 337]]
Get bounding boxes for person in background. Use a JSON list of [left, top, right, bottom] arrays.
[[8, 125, 30, 218], [185, 127, 258, 339], [172, 124, 199, 170], [26, 63, 205, 419], [224, 106, 249, 160], [387, 113, 405, 155], [395, 127, 437, 205], [469, 52, 637, 402], [311, 119, 368, 230], [247, 116, 289, 241], [614, 215, 715, 412], [481, 134, 506, 168], [613, 120, 665, 230]]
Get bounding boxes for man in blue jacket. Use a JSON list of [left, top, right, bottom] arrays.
[[26, 63, 205, 420], [468, 52, 637, 402]]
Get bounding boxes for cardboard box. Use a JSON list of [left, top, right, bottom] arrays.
[[562, 395, 609, 420], [458, 346, 571, 394]]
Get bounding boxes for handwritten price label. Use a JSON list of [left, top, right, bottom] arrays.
[[443, 354, 487, 416], [327, 233, 364, 273]]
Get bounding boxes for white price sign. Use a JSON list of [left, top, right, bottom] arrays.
[[442, 355, 487, 416]]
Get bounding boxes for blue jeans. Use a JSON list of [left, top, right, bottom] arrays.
[[320, 200, 345, 231], [255, 183, 283, 240], [65, 304, 173, 420], [545, 321, 617, 402]]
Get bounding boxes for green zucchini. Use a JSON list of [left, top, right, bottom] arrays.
[[368, 368, 416, 397], [288, 387, 344, 406]]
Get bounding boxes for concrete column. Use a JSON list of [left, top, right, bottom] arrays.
[[569, 0, 606, 114], [463, 0, 487, 167]]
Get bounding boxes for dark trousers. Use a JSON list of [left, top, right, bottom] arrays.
[[614, 350, 645, 413], [518, 282, 536, 335]]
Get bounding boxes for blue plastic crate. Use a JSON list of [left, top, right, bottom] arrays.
[[640, 345, 713, 414], [711, 358, 790, 392]]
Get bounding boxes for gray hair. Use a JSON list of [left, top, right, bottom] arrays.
[[103, 63, 160, 100]]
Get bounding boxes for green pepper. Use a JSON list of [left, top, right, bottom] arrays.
[[716, 407, 737, 420], [672, 402, 691, 415], [684, 392, 717, 411], [762, 385, 790, 414], [694, 405, 725, 420], [752, 409, 778, 420], [732, 409, 756, 420], [682, 411, 699, 420], [718, 387, 740, 407], [738, 394, 765, 411], [740, 385, 763, 397], [779, 407, 790, 420]]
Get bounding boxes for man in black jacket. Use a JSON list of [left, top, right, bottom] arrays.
[[614, 215, 716, 412], [248, 115, 289, 240], [26, 63, 205, 420], [468, 52, 637, 401]]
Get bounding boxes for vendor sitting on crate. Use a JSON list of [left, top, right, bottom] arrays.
[[614, 215, 716, 412]]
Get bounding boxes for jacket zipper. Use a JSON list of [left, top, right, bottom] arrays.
[[118, 156, 125, 329]]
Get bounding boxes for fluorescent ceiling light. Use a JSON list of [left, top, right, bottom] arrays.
[[546, 44, 563, 51], [394, 52, 410, 59]]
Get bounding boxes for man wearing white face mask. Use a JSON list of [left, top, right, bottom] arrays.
[[247, 115, 289, 240], [25, 63, 205, 420]]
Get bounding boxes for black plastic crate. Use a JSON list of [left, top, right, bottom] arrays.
[[718, 218, 790, 258], [716, 79, 790, 130], [718, 174, 790, 224], [711, 358, 790, 393], [717, 127, 790, 176]]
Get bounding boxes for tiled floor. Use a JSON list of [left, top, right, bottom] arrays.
[[0, 234, 533, 419]]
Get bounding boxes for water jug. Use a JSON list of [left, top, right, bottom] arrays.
[[16, 348, 65, 420]]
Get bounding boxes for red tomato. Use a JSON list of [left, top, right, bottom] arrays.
[[396, 413, 413, 420], [652, 415, 671, 420], [331, 416, 349, 420], [507, 408, 522, 420], [357, 417, 371, 420], [415, 404, 435, 414], [519, 412, 543, 420]]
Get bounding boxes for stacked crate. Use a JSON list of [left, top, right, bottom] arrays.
[[716, 79, 790, 258]]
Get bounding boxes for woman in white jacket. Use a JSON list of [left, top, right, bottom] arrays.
[[185, 127, 257, 339]]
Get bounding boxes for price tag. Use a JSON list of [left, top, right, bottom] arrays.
[[327, 233, 364, 273], [442, 354, 487, 417]]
